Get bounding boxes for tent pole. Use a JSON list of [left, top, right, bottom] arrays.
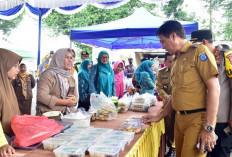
[[37, 8, 42, 68], [70, 40, 72, 48]]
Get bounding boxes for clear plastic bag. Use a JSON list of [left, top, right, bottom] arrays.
[[120, 119, 142, 134], [142, 93, 157, 106], [118, 94, 131, 113], [62, 108, 91, 126], [91, 92, 117, 120], [131, 93, 150, 112]]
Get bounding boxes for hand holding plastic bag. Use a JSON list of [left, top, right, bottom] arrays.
[[11, 115, 63, 147]]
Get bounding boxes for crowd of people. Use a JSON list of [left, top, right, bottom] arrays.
[[0, 20, 231, 157]]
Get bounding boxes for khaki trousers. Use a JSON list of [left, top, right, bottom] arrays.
[[175, 111, 207, 157]]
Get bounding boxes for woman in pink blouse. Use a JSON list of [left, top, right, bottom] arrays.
[[113, 61, 124, 99]]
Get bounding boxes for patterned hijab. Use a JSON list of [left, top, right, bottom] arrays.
[[97, 51, 114, 97], [78, 59, 93, 82], [135, 60, 155, 84], [47, 48, 73, 98], [0, 48, 22, 136]]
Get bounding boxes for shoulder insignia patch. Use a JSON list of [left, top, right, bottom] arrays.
[[199, 53, 208, 61], [226, 53, 232, 64]]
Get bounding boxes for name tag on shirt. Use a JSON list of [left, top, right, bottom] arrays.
[[162, 77, 168, 80]]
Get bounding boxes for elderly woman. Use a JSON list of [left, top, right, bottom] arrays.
[[0, 48, 22, 155], [12, 63, 35, 115], [89, 51, 116, 97], [78, 59, 93, 111], [113, 61, 124, 99], [37, 48, 78, 117], [135, 60, 156, 94]]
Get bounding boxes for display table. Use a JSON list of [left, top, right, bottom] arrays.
[[11, 103, 165, 157]]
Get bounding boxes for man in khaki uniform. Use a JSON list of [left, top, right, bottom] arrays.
[[191, 30, 232, 157], [141, 20, 220, 157], [156, 52, 176, 157]]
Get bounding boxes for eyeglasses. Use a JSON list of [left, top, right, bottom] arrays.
[[101, 57, 109, 60]]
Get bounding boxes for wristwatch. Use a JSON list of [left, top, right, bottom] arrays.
[[204, 125, 214, 132]]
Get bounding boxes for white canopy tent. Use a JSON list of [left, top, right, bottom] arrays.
[[0, 0, 167, 11]]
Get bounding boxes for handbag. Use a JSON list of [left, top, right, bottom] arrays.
[[79, 95, 91, 111]]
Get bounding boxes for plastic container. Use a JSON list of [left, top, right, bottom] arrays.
[[42, 138, 68, 150], [54, 133, 77, 140], [76, 135, 101, 142], [62, 114, 91, 127], [53, 145, 86, 157], [81, 131, 105, 138], [67, 140, 93, 148], [104, 135, 133, 146], [64, 127, 90, 135], [90, 128, 113, 134], [88, 145, 121, 157], [111, 131, 135, 140], [96, 139, 126, 151]]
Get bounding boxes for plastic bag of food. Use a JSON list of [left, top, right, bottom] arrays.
[[91, 92, 117, 120], [120, 119, 142, 133], [142, 93, 157, 106], [118, 94, 131, 113], [131, 93, 150, 112]]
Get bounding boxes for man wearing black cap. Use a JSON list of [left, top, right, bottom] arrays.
[[73, 51, 90, 73], [81, 51, 89, 61], [191, 29, 232, 157], [126, 58, 135, 78], [141, 21, 220, 157]]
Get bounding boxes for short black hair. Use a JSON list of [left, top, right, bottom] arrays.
[[156, 20, 186, 39], [164, 52, 174, 60], [191, 30, 213, 43], [20, 63, 26, 67]]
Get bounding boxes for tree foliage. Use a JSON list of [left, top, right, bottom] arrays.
[[42, 0, 157, 57], [163, 0, 195, 21], [0, 11, 24, 36], [220, 0, 232, 40], [200, 0, 232, 41], [43, 0, 157, 36]]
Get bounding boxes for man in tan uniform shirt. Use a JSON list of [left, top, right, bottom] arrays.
[[191, 30, 232, 157], [156, 52, 176, 157], [141, 21, 220, 157]]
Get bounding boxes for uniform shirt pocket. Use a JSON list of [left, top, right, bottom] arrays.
[[181, 61, 199, 86]]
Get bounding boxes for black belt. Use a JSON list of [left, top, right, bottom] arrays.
[[177, 108, 206, 115]]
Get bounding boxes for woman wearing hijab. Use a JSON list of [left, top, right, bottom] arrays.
[[89, 51, 116, 97], [135, 60, 156, 94], [0, 48, 22, 156], [12, 63, 35, 115], [78, 59, 93, 111], [37, 48, 78, 116], [113, 61, 124, 99]]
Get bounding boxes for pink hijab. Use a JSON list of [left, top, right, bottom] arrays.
[[113, 61, 124, 98]]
